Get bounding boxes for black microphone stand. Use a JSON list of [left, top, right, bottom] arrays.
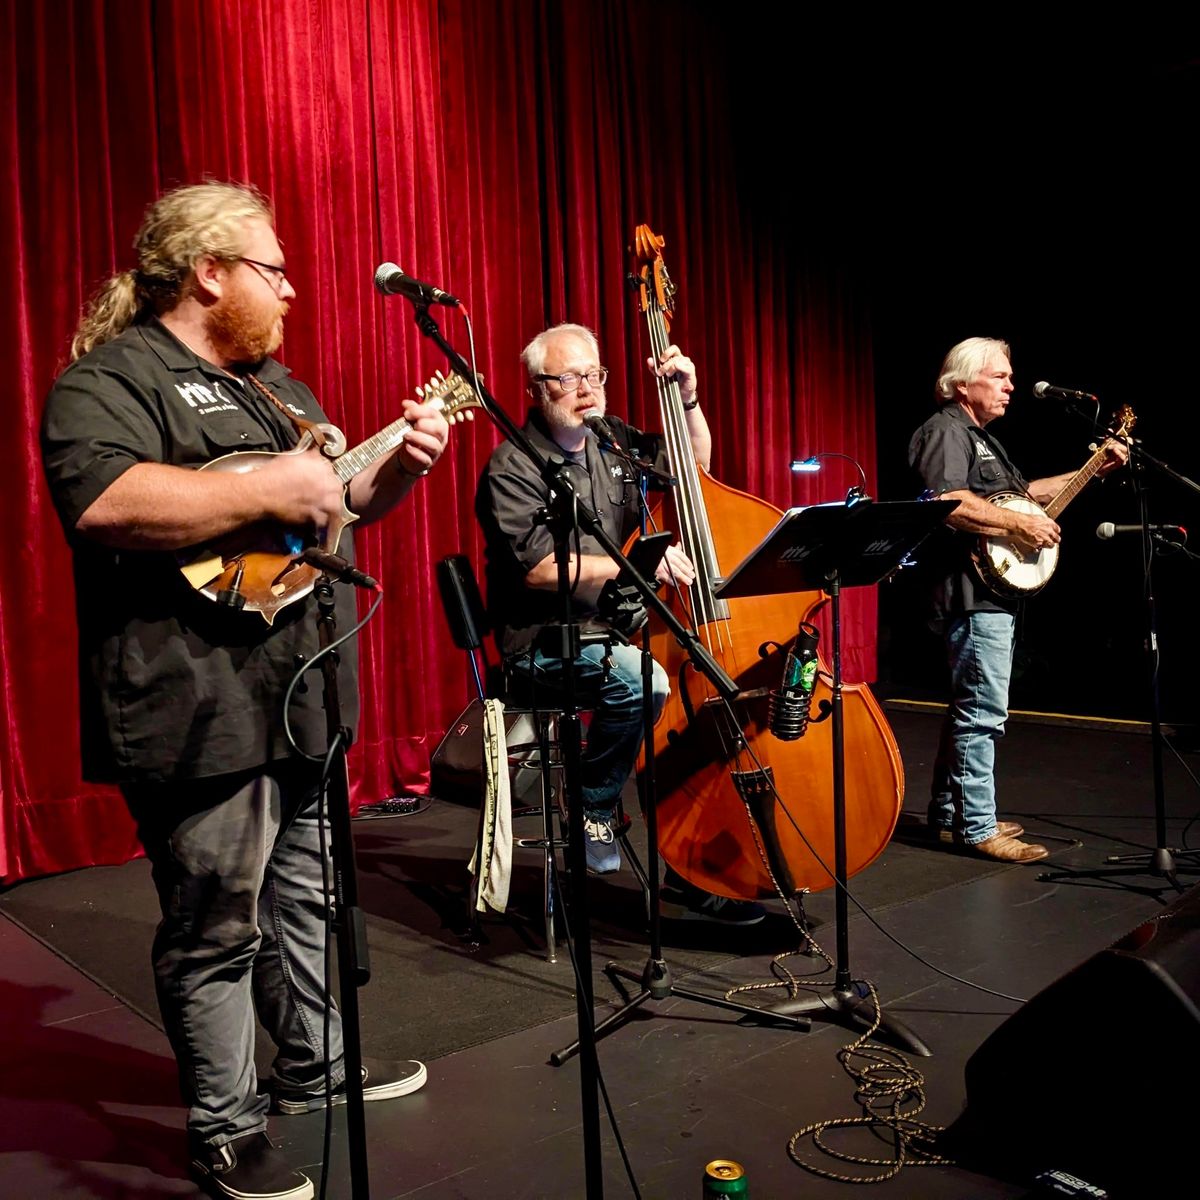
[[310, 574, 372, 1197], [548, 445, 811, 1072], [1039, 434, 1200, 896], [409, 305, 746, 1199]]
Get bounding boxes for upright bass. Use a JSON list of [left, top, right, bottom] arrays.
[[630, 225, 904, 901]]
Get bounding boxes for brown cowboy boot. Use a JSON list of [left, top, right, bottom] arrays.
[[970, 833, 1049, 863]]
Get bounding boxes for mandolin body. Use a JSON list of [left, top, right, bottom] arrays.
[[176, 443, 358, 626]]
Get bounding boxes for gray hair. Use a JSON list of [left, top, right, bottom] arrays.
[[70, 181, 273, 361], [934, 337, 1012, 405], [520, 322, 601, 378]]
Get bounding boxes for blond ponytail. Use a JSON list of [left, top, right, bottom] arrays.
[[69, 270, 147, 361]]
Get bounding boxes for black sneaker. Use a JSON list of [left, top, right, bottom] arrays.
[[190, 1130, 313, 1200], [659, 885, 766, 925], [273, 1056, 427, 1115]]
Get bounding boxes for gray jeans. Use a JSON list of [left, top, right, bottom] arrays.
[[125, 760, 344, 1148]]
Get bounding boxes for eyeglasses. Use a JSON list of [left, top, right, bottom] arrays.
[[534, 367, 609, 392], [236, 257, 288, 291]]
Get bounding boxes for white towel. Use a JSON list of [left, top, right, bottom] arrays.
[[469, 698, 513, 913]]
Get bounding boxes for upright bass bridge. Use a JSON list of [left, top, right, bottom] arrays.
[[730, 766, 775, 804]]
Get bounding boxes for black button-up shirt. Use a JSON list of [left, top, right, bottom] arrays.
[[908, 402, 1030, 623], [41, 319, 359, 783], [476, 410, 666, 658]]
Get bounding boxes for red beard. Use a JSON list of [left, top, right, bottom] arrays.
[[208, 286, 288, 366]]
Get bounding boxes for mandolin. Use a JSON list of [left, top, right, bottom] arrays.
[[973, 404, 1135, 596], [177, 370, 479, 623]]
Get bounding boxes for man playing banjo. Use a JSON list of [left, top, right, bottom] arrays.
[[908, 336, 1127, 863]]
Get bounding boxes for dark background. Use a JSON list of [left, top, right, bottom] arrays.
[[726, 25, 1199, 723]]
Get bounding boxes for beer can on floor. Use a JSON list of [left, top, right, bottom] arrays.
[[703, 1158, 748, 1197]]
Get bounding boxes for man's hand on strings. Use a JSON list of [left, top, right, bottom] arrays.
[[647, 345, 698, 407], [656, 541, 696, 588], [1097, 436, 1130, 478]]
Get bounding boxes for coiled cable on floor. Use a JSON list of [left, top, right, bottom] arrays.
[[785, 979, 954, 1184]]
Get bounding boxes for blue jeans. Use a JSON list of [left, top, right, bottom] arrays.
[[929, 610, 1016, 845], [125, 761, 342, 1149], [507, 640, 669, 815]]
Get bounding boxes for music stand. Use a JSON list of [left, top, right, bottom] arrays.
[[714, 498, 957, 1053]]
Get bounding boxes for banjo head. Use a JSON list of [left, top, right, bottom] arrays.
[[976, 492, 1058, 596]]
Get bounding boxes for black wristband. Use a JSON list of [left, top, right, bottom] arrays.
[[682, 398, 700, 411]]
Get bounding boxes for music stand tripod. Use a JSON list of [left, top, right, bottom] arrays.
[[712, 497, 958, 1053]]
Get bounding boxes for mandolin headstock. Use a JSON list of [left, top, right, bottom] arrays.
[[415, 370, 482, 423]]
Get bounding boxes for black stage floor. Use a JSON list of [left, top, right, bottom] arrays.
[[2, 710, 1197, 1198]]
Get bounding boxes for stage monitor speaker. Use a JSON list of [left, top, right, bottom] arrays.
[[944, 883, 1200, 1197]]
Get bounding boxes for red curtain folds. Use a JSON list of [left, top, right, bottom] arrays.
[[1, 0, 878, 885]]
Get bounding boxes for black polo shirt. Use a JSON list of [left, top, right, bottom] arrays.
[[476, 410, 666, 658], [907, 402, 1030, 623], [41, 319, 359, 784]]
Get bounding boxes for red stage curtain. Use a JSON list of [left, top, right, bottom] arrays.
[[1, 0, 878, 884]]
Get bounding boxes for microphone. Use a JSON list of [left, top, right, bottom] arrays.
[[297, 547, 381, 590], [769, 622, 820, 741], [581, 408, 618, 444], [584, 409, 678, 488], [373, 262, 460, 307], [1033, 381, 1099, 403], [1096, 522, 1187, 542]]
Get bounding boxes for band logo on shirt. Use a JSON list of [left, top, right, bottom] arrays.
[[174, 379, 240, 416], [972, 437, 996, 461]]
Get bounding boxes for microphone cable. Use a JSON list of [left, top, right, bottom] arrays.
[[282, 590, 384, 761]]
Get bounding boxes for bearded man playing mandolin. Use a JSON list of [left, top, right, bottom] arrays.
[[908, 337, 1128, 863], [41, 182, 449, 1200]]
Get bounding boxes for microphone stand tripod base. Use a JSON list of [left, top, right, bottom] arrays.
[[604, 957, 812, 1029], [1043, 844, 1200, 896], [548, 953, 814, 1069], [768, 983, 932, 1057], [1114, 846, 1200, 872]]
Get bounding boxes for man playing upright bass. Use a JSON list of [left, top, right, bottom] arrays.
[[477, 321, 766, 924]]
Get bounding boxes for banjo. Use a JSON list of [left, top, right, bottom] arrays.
[[973, 404, 1135, 596]]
